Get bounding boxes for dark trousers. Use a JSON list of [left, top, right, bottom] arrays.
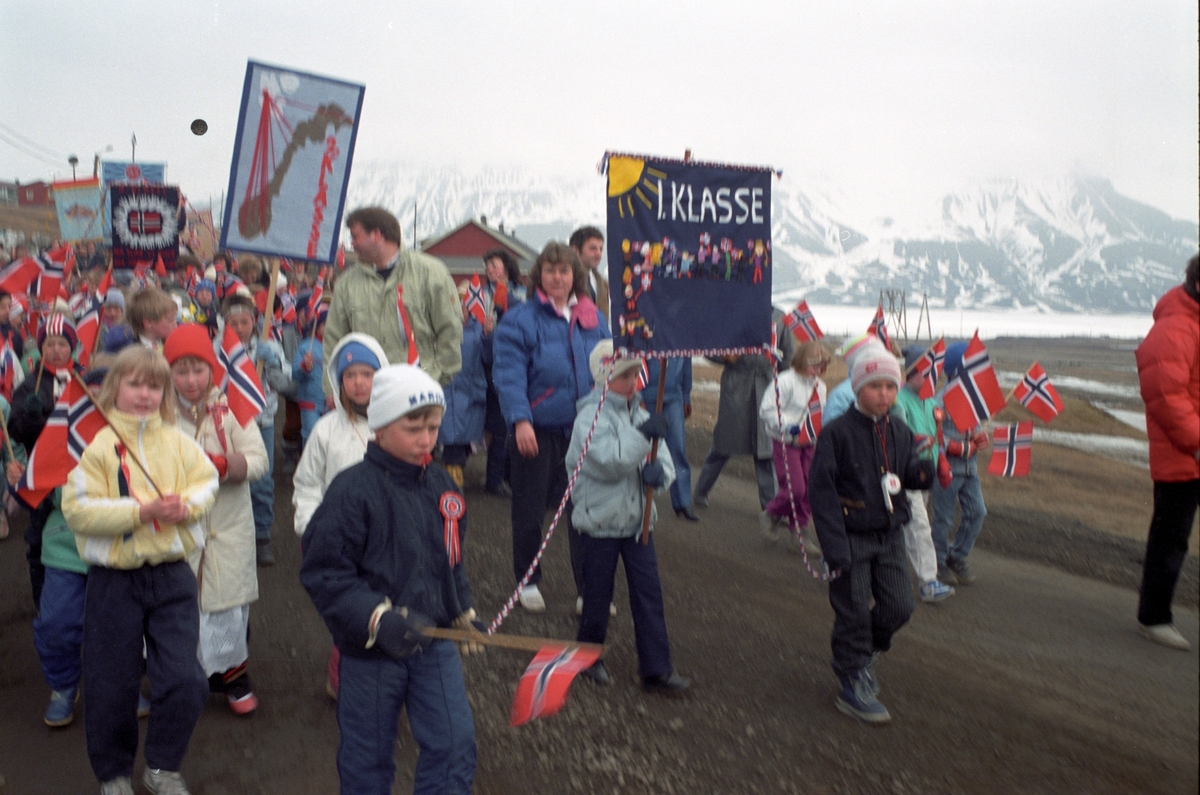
[[507, 429, 584, 594], [1137, 479, 1200, 626], [34, 567, 87, 691], [441, 444, 470, 467], [695, 447, 777, 509], [83, 561, 207, 782], [24, 497, 55, 608], [577, 533, 672, 679], [337, 643, 476, 795], [827, 531, 914, 678], [484, 386, 509, 490]]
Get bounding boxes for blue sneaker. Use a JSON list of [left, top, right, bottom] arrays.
[[44, 687, 77, 727], [836, 670, 891, 724]]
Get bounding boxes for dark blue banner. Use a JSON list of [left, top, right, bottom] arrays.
[[605, 154, 773, 353]]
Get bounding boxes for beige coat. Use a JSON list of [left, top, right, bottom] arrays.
[[177, 388, 269, 612]]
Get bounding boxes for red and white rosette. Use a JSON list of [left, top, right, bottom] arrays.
[[439, 491, 465, 567]]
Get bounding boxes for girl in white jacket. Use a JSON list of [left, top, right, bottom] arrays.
[[758, 341, 830, 546], [164, 324, 269, 715], [291, 332, 388, 698]]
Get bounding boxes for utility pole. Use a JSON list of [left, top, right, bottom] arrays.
[[131, 133, 137, 163]]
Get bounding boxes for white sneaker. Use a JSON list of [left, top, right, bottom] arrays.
[[1138, 623, 1190, 651], [100, 777, 134, 795], [575, 596, 617, 616], [142, 768, 190, 795], [920, 580, 955, 603], [758, 510, 781, 540], [518, 585, 546, 613]]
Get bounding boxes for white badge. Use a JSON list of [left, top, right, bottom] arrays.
[[881, 472, 901, 512]]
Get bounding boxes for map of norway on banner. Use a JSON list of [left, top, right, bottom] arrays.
[[222, 61, 365, 263], [605, 154, 774, 352]]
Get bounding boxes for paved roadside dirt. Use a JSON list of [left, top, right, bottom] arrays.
[[1, 440, 1196, 795]]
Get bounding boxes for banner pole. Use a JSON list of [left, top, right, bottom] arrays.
[[640, 355, 668, 545]]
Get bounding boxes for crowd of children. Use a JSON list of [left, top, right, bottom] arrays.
[[0, 223, 1023, 795]]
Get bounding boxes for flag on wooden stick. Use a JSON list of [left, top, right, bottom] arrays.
[[509, 645, 602, 726], [1013, 362, 1064, 423], [987, 421, 1033, 477]]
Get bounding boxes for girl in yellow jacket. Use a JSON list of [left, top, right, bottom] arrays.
[[62, 345, 219, 795]]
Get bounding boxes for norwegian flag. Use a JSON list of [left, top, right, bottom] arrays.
[[154, 252, 167, 277], [1013, 362, 1064, 424], [36, 245, 75, 305], [16, 378, 106, 508], [0, 339, 23, 402], [492, 279, 508, 314], [279, 257, 294, 275], [783, 300, 823, 342], [217, 325, 266, 427], [509, 645, 602, 727], [910, 338, 947, 400], [463, 274, 487, 326], [336, 244, 345, 271], [0, 255, 41, 295], [634, 357, 650, 392], [74, 297, 102, 368], [794, 385, 823, 446], [867, 304, 890, 349], [987, 421, 1034, 477], [307, 266, 327, 333], [183, 266, 199, 300], [96, 263, 114, 303], [942, 333, 1007, 432], [396, 285, 420, 366]]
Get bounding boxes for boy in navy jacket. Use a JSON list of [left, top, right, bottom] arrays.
[[301, 364, 479, 795], [810, 346, 935, 724]]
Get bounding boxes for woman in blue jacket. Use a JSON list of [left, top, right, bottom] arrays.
[[492, 242, 610, 613]]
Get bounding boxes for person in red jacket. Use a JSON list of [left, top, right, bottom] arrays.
[[1135, 253, 1200, 651]]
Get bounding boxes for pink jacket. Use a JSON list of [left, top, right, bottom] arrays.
[[1136, 285, 1200, 482]]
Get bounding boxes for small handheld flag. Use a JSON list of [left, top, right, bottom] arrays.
[[1013, 362, 1064, 424], [867, 304, 890, 349], [794, 385, 823, 446], [509, 645, 602, 726], [217, 325, 266, 426], [987, 422, 1033, 477], [909, 337, 946, 400], [942, 333, 1006, 432], [783, 300, 823, 342], [16, 378, 106, 507], [463, 274, 488, 326]]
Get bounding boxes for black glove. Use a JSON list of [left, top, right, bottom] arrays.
[[23, 392, 44, 417], [374, 608, 433, 660], [641, 460, 666, 488], [637, 412, 669, 440]]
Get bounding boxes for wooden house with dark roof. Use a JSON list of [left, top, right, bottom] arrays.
[[420, 216, 537, 286]]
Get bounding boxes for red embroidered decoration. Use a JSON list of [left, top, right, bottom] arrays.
[[307, 136, 339, 258], [439, 491, 465, 567]]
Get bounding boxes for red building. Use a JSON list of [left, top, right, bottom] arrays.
[[421, 217, 537, 286], [15, 181, 52, 207]]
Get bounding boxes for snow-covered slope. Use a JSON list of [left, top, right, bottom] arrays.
[[346, 162, 1197, 312]]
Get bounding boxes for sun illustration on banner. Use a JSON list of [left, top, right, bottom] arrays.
[[607, 156, 667, 219]]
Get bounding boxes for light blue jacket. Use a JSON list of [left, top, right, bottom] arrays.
[[566, 388, 675, 539]]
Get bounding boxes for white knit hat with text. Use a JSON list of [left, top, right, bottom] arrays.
[[850, 346, 902, 395], [368, 364, 445, 430]]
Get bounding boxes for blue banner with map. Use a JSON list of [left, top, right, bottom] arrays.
[[605, 153, 774, 353], [221, 60, 364, 263], [52, 178, 104, 242]]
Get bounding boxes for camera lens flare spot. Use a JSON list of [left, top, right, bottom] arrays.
[[191, 119, 208, 136]]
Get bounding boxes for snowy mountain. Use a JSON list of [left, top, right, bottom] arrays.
[[346, 162, 1197, 313]]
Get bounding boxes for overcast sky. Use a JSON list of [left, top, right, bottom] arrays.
[[2, 1, 1196, 223]]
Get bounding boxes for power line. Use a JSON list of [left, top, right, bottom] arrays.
[[0, 120, 64, 159], [0, 130, 62, 169]]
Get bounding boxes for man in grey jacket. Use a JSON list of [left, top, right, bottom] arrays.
[[323, 207, 462, 407]]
